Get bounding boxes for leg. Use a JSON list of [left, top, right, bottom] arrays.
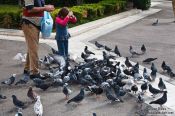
[[64, 40, 69, 57], [172, 0, 175, 21], [22, 23, 40, 75], [57, 40, 65, 56]]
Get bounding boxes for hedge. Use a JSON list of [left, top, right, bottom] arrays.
[[0, 0, 127, 29]]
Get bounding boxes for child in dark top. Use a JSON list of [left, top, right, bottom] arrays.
[[55, 7, 77, 59]]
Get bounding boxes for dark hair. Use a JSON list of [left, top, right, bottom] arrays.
[[57, 7, 69, 19]]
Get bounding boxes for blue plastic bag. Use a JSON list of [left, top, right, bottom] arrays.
[[41, 11, 53, 39]]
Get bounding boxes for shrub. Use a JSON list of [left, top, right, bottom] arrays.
[[134, 0, 151, 10]]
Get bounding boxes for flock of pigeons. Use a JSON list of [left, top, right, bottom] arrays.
[[0, 41, 173, 116]]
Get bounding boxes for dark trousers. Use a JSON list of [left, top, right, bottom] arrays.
[[56, 39, 68, 57]]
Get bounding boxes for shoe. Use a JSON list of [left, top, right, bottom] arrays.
[[23, 70, 30, 75], [30, 73, 47, 80]]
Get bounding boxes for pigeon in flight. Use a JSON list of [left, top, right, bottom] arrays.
[[95, 41, 104, 49], [143, 58, 157, 64], [149, 91, 167, 107], [84, 46, 95, 55], [152, 19, 158, 26], [67, 88, 85, 104], [34, 96, 43, 116], [12, 95, 25, 109], [1, 74, 16, 85]]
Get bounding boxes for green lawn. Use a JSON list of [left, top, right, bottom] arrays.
[[0, 5, 21, 12]]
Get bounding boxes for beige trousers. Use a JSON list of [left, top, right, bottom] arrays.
[[173, 0, 175, 18], [22, 23, 40, 75]]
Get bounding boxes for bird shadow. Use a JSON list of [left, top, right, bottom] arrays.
[[63, 103, 78, 112]]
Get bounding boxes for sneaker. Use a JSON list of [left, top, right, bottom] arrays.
[[30, 73, 47, 80]]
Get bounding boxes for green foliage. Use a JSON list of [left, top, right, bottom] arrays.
[[134, 0, 151, 10], [0, 0, 127, 29]]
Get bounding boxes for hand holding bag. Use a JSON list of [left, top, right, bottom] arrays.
[[41, 11, 53, 39]]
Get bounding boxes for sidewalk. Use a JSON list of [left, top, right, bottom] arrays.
[[0, 0, 175, 115]]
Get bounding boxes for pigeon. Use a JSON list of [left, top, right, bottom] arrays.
[[32, 78, 45, 85], [151, 63, 157, 80], [148, 84, 163, 97], [104, 45, 112, 52], [84, 46, 95, 55], [149, 91, 167, 107], [34, 96, 43, 116], [141, 81, 148, 93], [81, 52, 90, 59], [15, 108, 23, 116], [161, 61, 172, 74], [137, 93, 144, 103], [141, 44, 146, 54], [93, 113, 97, 116], [143, 58, 157, 64], [1, 74, 16, 85], [0, 94, 7, 100], [113, 45, 121, 57], [158, 78, 166, 91], [27, 86, 38, 101], [12, 95, 25, 108], [13, 53, 26, 63], [102, 51, 116, 60], [105, 88, 120, 103], [86, 85, 103, 97], [67, 88, 85, 104], [152, 19, 158, 26], [131, 84, 138, 94], [62, 83, 72, 99], [95, 41, 104, 49], [143, 68, 152, 82], [15, 74, 30, 85], [129, 46, 140, 57], [35, 83, 51, 91], [125, 57, 132, 68], [51, 48, 59, 54]]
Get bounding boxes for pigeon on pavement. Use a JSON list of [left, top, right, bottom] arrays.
[[131, 84, 138, 94], [152, 19, 158, 26], [158, 78, 166, 91], [141, 44, 146, 54], [12, 95, 25, 109], [84, 46, 95, 55], [34, 96, 43, 116], [1, 74, 16, 85], [148, 84, 163, 98], [125, 57, 132, 68], [27, 86, 38, 101], [129, 46, 140, 57], [141, 81, 148, 93], [113, 45, 121, 57], [149, 91, 167, 107], [67, 88, 85, 104], [15, 108, 23, 116], [0, 94, 7, 100], [143, 58, 157, 64], [62, 83, 72, 99], [95, 41, 104, 49]]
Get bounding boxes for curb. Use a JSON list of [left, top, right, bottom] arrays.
[[0, 9, 141, 38]]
